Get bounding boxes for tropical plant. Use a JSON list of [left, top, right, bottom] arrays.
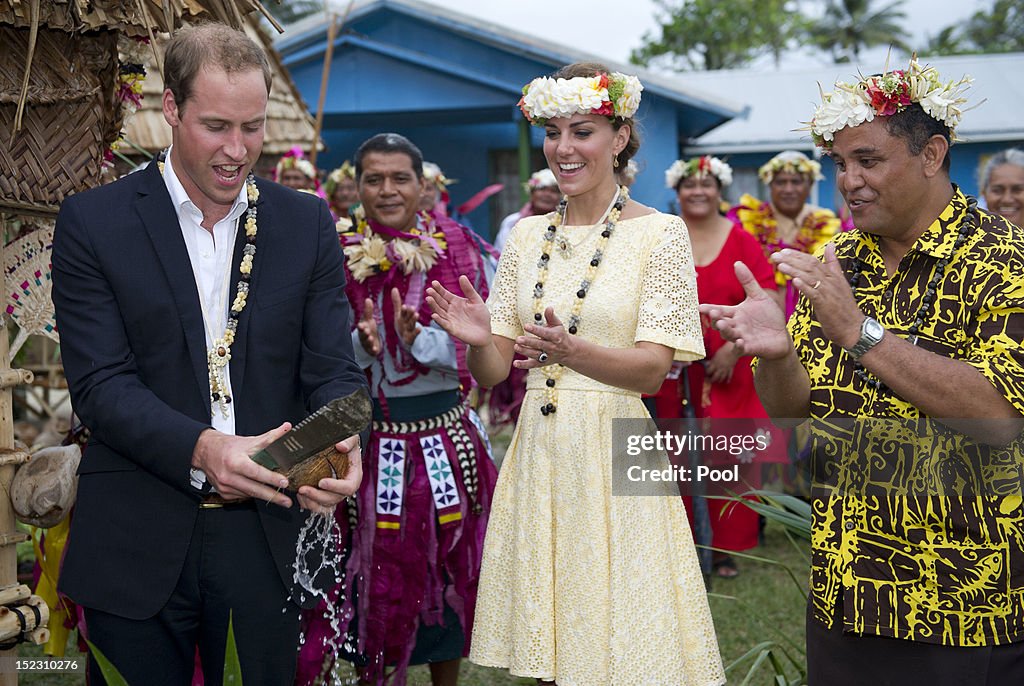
[[631, 0, 808, 71], [806, 0, 911, 63], [922, 25, 967, 55], [921, 0, 1024, 55], [705, 490, 812, 685]]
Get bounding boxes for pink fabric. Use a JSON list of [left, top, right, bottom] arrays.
[[295, 409, 497, 686]]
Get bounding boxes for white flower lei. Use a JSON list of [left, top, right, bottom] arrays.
[[807, 57, 973, 149], [342, 213, 444, 283], [665, 156, 733, 190], [520, 72, 644, 124]]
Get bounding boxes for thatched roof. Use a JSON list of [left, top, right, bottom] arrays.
[[0, 0, 277, 36], [123, 17, 317, 156], [0, 0, 287, 216]]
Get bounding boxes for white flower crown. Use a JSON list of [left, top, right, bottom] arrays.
[[276, 155, 317, 181], [519, 72, 643, 125], [665, 156, 732, 190], [758, 154, 823, 184], [526, 168, 558, 190], [807, 57, 973, 149]]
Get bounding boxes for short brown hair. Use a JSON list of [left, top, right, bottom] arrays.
[[163, 23, 272, 111], [550, 62, 641, 170]]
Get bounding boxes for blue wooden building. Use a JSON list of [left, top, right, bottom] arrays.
[[275, 0, 744, 237], [683, 53, 1024, 213]]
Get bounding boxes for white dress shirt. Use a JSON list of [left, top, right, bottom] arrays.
[[161, 149, 248, 488]]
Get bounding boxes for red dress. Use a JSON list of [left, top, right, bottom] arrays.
[[652, 224, 785, 552]]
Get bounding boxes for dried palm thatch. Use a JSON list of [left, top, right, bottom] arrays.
[[0, 0, 278, 217], [0, 26, 121, 216]]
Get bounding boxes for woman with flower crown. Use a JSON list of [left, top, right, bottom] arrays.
[[654, 157, 786, 579], [427, 63, 724, 686], [325, 160, 359, 224]]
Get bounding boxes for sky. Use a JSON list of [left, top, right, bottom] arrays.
[[433, 0, 991, 70]]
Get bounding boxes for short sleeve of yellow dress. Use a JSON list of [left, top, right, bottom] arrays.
[[635, 213, 706, 361], [487, 214, 528, 341], [472, 211, 725, 686]]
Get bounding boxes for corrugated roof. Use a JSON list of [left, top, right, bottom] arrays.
[[123, 17, 317, 155], [683, 53, 1024, 154]]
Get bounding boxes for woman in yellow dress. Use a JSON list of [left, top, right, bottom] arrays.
[[427, 62, 724, 686]]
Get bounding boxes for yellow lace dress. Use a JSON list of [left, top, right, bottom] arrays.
[[471, 212, 726, 685]]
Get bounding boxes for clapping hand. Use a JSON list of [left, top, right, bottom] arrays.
[[392, 287, 422, 347], [705, 342, 740, 384], [514, 307, 575, 369], [426, 276, 492, 347], [356, 298, 381, 355], [700, 261, 791, 360], [770, 245, 862, 348]]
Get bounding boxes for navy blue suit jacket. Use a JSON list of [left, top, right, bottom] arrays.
[[52, 161, 366, 619]]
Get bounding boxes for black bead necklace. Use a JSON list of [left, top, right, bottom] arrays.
[[847, 196, 978, 391], [534, 185, 629, 415]]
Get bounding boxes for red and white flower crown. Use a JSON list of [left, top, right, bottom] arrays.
[[519, 72, 643, 125], [665, 156, 732, 189], [275, 146, 317, 181], [807, 57, 973, 149]]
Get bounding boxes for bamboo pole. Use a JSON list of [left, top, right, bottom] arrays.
[[0, 218, 36, 681], [309, 0, 355, 167], [0, 586, 30, 609], [0, 596, 48, 643], [0, 240, 17, 683]]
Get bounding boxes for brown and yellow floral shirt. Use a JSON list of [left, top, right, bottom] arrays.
[[788, 188, 1024, 646]]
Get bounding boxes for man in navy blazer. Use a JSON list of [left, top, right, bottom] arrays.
[[51, 24, 365, 685]]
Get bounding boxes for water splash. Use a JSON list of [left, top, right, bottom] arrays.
[[291, 511, 359, 685]]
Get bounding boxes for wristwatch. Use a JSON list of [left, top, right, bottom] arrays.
[[844, 317, 885, 360]]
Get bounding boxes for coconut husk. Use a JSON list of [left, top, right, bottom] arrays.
[[283, 444, 351, 491], [201, 447, 352, 507], [10, 443, 80, 528]]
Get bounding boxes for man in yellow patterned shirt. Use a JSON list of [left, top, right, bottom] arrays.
[[702, 58, 1024, 685]]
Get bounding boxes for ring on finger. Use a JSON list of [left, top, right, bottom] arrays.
[[538, 352, 549, 363], [812, 280, 822, 290]]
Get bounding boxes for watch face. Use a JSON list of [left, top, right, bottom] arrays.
[[864, 318, 885, 341]]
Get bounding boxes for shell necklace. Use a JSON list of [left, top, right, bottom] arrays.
[[534, 185, 628, 415], [158, 149, 259, 418]]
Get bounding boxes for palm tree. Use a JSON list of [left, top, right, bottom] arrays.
[[960, 0, 1024, 53], [807, 0, 911, 63], [921, 25, 970, 56]]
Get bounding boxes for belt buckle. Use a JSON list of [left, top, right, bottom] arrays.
[[200, 495, 226, 509]]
